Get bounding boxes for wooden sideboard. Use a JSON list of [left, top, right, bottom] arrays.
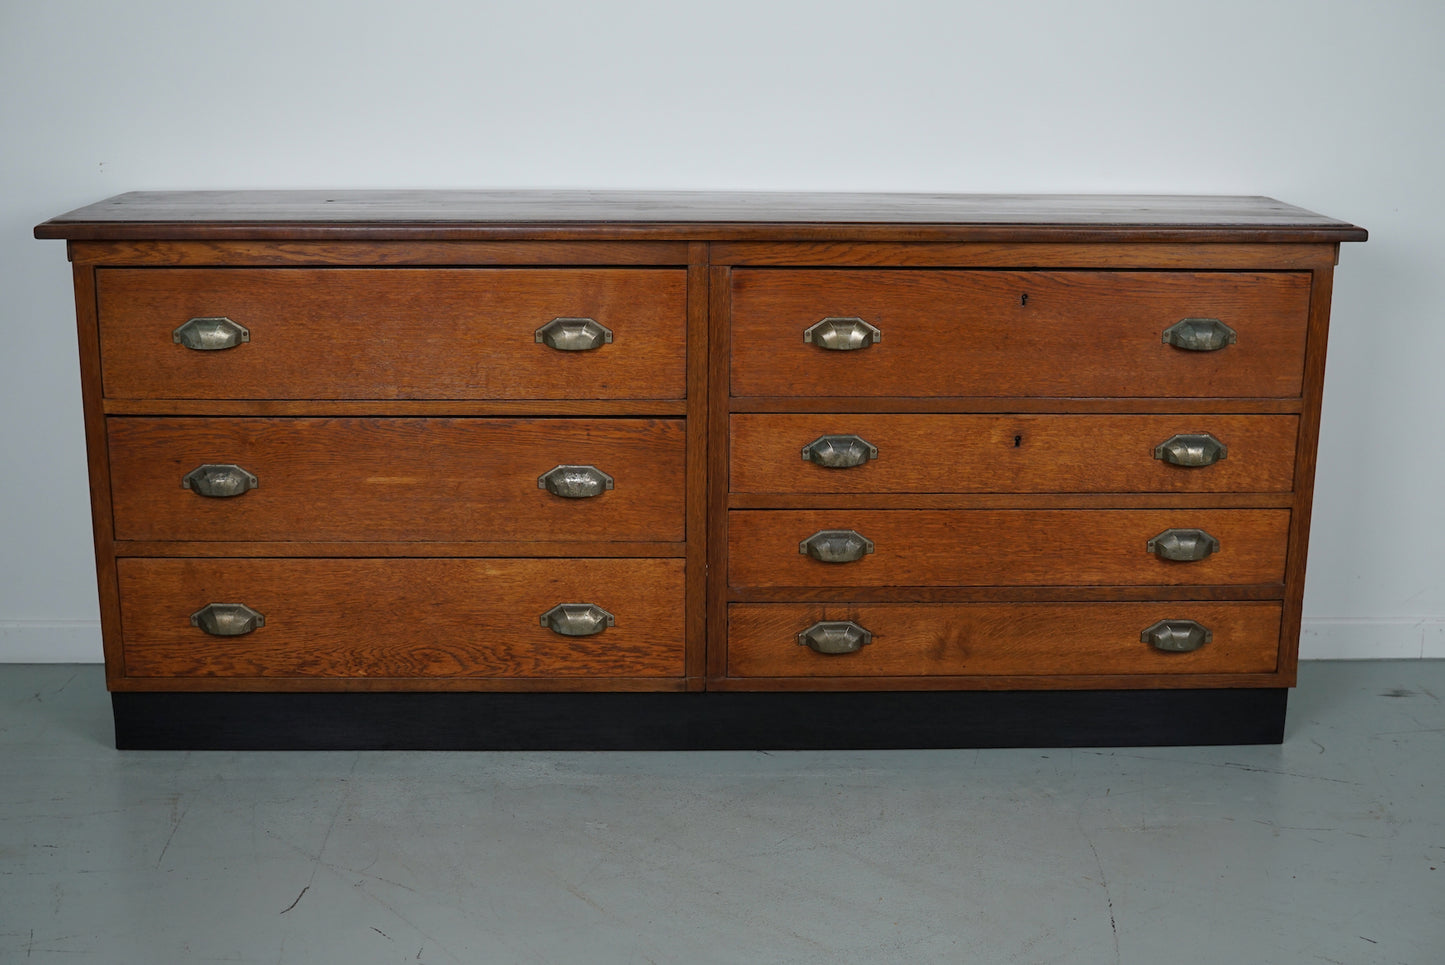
[[35, 191, 1365, 748]]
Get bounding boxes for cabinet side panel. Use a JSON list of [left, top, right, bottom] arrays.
[[70, 259, 124, 684], [1279, 255, 1340, 683]]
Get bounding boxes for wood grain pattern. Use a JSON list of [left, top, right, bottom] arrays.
[[70, 264, 127, 685], [728, 493, 1295, 511], [731, 414, 1298, 494], [118, 557, 685, 680], [710, 242, 1339, 270], [37, 191, 1367, 243], [728, 397, 1305, 415], [1277, 262, 1339, 685], [727, 584, 1285, 604], [101, 399, 687, 417], [114, 541, 686, 559], [108, 417, 685, 542], [97, 268, 686, 400], [727, 602, 1281, 677], [69, 240, 690, 267], [728, 509, 1290, 588], [684, 243, 710, 686], [706, 267, 733, 679], [730, 270, 1311, 399]]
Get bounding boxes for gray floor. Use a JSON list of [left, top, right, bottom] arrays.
[[0, 663, 1441, 965]]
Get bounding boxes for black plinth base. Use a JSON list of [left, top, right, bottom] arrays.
[[111, 688, 1288, 750]]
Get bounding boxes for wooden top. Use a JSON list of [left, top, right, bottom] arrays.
[[35, 190, 1367, 243]]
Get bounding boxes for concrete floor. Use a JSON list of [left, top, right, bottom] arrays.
[[0, 663, 1441, 965]]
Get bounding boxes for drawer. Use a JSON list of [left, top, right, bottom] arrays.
[[731, 414, 1298, 494], [728, 602, 1281, 676], [730, 270, 1310, 398], [728, 509, 1290, 587], [117, 557, 685, 678], [108, 417, 685, 542], [97, 268, 686, 400]]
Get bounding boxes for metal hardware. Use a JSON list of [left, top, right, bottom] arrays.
[[535, 317, 613, 351], [796, 620, 873, 654], [801, 434, 878, 468], [540, 603, 615, 637], [1141, 619, 1213, 652], [190, 603, 265, 636], [173, 317, 250, 351], [1147, 528, 1221, 562], [799, 529, 875, 564], [1161, 317, 1237, 352], [1154, 433, 1228, 467], [181, 464, 258, 498], [538, 465, 615, 498], [803, 316, 881, 350]]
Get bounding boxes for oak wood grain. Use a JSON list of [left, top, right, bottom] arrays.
[[728, 602, 1280, 677], [731, 270, 1312, 399], [710, 242, 1339, 270], [69, 240, 689, 267], [97, 268, 686, 400], [118, 557, 685, 680], [108, 417, 685, 543], [727, 493, 1295, 511], [685, 243, 710, 686], [101, 398, 688, 417], [727, 397, 1304, 415], [730, 414, 1298, 494], [728, 509, 1290, 588]]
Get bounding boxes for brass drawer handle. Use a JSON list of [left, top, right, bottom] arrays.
[[538, 465, 615, 498], [190, 603, 265, 636], [801, 434, 878, 468], [1142, 619, 1212, 652], [181, 464, 258, 498], [1154, 433, 1228, 467], [535, 316, 613, 351], [797, 620, 872, 654], [541, 603, 615, 636], [1161, 317, 1237, 351], [173, 316, 250, 351], [1147, 528, 1220, 562], [803, 316, 881, 350], [799, 529, 875, 563]]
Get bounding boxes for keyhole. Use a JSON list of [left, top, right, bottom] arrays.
[[1014, 435, 1023, 448], [1020, 293, 1029, 306]]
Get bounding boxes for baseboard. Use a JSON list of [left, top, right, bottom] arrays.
[[0, 621, 102, 662], [1299, 618, 1445, 659], [112, 689, 1290, 750]]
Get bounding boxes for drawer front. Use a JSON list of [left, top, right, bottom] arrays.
[[730, 270, 1310, 398], [98, 268, 686, 400], [728, 509, 1290, 587], [731, 414, 1298, 494], [728, 602, 1281, 676], [118, 557, 685, 678], [109, 417, 685, 542]]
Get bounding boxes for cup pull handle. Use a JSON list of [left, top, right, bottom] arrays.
[[1142, 619, 1212, 652], [1147, 528, 1221, 561], [1161, 317, 1236, 352], [803, 317, 881, 350], [173, 317, 250, 351], [191, 603, 265, 636], [796, 620, 872, 654], [1153, 433, 1228, 467], [535, 317, 613, 351], [541, 603, 615, 637]]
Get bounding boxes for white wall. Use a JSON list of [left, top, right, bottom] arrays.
[[2, 0, 1441, 661]]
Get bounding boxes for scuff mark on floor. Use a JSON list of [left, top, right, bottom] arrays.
[[279, 885, 308, 915]]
